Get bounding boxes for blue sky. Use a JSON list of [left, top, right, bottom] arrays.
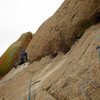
[[0, 0, 64, 56]]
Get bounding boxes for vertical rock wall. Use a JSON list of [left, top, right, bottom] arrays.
[[27, 0, 100, 62]]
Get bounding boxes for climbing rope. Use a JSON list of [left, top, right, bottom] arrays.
[[23, 68, 34, 100], [95, 33, 100, 62], [96, 46, 100, 62], [23, 68, 40, 100], [27, 73, 33, 100]]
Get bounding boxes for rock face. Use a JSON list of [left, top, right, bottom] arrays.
[[0, 24, 100, 100], [34, 24, 100, 100], [27, 0, 100, 62], [0, 32, 32, 77], [0, 0, 100, 100]]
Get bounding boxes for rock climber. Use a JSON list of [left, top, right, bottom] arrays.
[[14, 49, 28, 68]]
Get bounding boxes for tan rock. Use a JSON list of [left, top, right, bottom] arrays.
[[27, 0, 100, 62], [0, 0, 100, 100], [0, 24, 100, 100]]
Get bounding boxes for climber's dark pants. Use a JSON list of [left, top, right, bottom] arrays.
[[14, 58, 25, 68], [18, 58, 25, 65]]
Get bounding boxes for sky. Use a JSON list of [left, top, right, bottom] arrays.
[[0, 0, 64, 57]]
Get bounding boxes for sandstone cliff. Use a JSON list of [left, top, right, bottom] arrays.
[[27, 0, 100, 62], [0, 24, 100, 100], [0, 32, 32, 77], [0, 0, 100, 100]]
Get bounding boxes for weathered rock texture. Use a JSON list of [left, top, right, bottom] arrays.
[[34, 24, 100, 100], [0, 32, 32, 77], [27, 0, 100, 62], [0, 0, 100, 100], [0, 24, 100, 100]]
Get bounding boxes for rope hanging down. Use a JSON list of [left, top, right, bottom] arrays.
[[23, 69, 34, 100], [27, 73, 33, 100], [96, 33, 100, 62], [24, 68, 39, 100]]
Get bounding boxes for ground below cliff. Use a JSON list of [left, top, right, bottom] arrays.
[[0, 24, 100, 100]]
